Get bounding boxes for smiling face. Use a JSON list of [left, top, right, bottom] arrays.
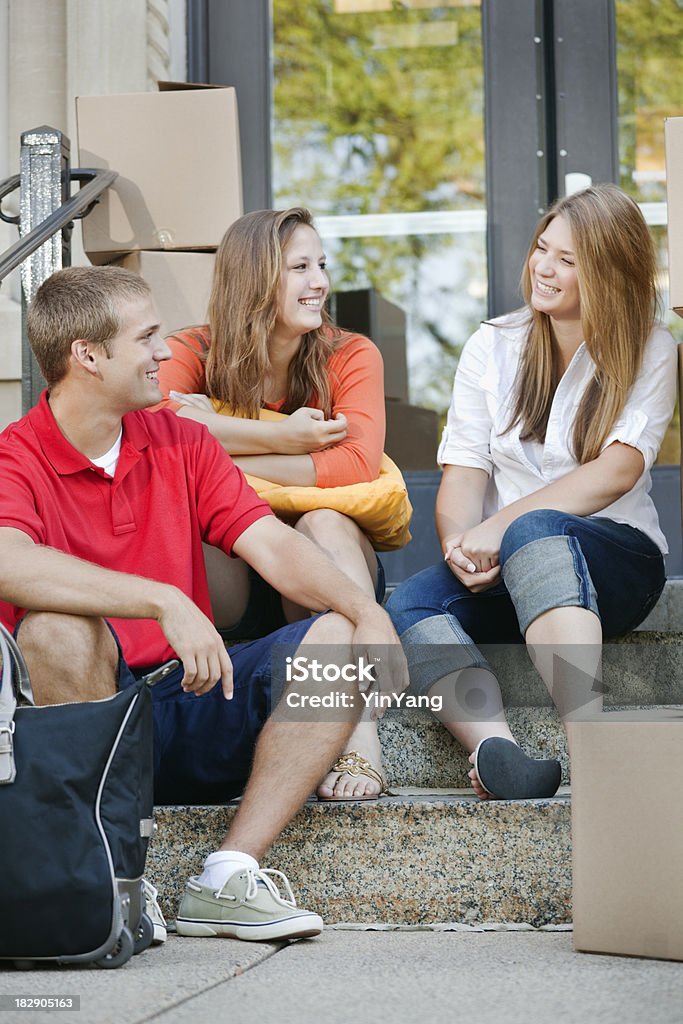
[[273, 224, 329, 344], [528, 214, 582, 325], [97, 295, 171, 413]]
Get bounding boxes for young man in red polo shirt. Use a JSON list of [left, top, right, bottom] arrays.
[[0, 266, 408, 943]]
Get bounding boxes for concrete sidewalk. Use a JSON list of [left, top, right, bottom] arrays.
[[1, 929, 681, 1024]]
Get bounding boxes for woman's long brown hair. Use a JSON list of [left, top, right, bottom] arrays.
[[205, 207, 342, 419], [506, 183, 658, 463]]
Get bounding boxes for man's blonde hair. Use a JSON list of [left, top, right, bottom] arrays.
[[27, 266, 151, 388]]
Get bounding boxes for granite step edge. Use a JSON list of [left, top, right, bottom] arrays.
[[147, 790, 572, 927]]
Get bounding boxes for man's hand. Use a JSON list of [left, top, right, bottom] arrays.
[[349, 605, 409, 719], [157, 587, 233, 698], [278, 407, 347, 454]]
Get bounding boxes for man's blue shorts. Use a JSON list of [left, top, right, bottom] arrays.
[[118, 617, 315, 806]]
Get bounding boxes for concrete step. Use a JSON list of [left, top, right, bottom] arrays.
[[463, 634, 683, 707], [378, 631, 683, 788], [145, 628, 682, 930], [148, 789, 572, 928], [637, 577, 683, 631], [375, 701, 681, 789], [379, 706, 569, 788]]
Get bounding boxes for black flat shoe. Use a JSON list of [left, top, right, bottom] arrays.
[[473, 737, 562, 799]]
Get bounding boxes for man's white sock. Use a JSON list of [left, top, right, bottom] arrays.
[[197, 850, 259, 889]]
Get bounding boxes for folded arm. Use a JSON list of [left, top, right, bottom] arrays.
[[175, 397, 348, 461], [159, 329, 348, 459], [309, 337, 385, 487], [160, 330, 384, 486], [231, 452, 317, 485]]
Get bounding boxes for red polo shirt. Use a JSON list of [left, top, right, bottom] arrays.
[[0, 392, 272, 668]]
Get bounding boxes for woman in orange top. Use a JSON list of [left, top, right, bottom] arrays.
[[157, 207, 388, 800]]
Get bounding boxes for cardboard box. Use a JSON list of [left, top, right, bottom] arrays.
[[385, 400, 439, 471], [112, 251, 215, 337], [572, 710, 683, 961], [665, 117, 683, 317], [77, 85, 242, 262], [333, 289, 409, 401]]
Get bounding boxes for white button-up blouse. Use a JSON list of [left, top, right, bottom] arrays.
[[437, 312, 677, 553]]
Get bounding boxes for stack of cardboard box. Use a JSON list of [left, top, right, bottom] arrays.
[[76, 83, 243, 335]]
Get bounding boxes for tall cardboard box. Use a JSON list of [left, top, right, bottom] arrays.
[[385, 400, 439, 471], [665, 117, 683, 317], [572, 710, 683, 961], [77, 86, 242, 263], [334, 289, 409, 402], [112, 251, 215, 337]]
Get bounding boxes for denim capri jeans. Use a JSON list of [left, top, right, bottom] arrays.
[[385, 510, 665, 698]]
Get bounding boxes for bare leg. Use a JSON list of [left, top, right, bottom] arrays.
[[526, 605, 603, 754], [218, 611, 361, 858], [16, 611, 117, 705], [287, 509, 385, 799], [202, 543, 250, 630], [282, 509, 378, 621], [427, 666, 517, 799]]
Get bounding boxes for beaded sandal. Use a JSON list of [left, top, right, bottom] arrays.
[[317, 750, 388, 802]]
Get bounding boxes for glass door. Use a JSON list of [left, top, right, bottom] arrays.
[[616, 0, 683, 463], [271, 0, 486, 416]]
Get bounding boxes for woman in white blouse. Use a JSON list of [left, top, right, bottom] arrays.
[[387, 183, 677, 800]]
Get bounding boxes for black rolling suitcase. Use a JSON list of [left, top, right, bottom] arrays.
[[0, 621, 155, 968]]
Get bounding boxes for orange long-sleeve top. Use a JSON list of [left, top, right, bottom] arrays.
[[155, 325, 386, 488]]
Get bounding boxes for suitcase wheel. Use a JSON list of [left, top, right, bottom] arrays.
[[134, 911, 155, 955], [96, 926, 134, 969]]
